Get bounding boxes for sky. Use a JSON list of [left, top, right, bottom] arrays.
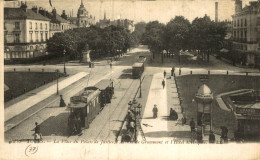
[[4, 0, 253, 24]]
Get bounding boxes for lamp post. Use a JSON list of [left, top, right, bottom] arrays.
[[56, 69, 60, 95], [139, 72, 142, 98], [132, 99, 138, 143], [63, 49, 66, 75]]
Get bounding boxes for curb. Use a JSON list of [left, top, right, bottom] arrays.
[[4, 75, 88, 132]]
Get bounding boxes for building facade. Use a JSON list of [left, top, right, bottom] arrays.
[[232, 0, 260, 66], [4, 2, 50, 60], [38, 7, 72, 38], [97, 12, 135, 32], [4, 2, 76, 61], [68, 0, 96, 28]]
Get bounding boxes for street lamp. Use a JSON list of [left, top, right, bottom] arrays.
[[132, 99, 138, 143], [56, 69, 60, 95], [139, 71, 142, 98], [63, 49, 66, 75]]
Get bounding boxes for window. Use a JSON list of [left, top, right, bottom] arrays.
[[14, 33, 20, 43], [40, 23, 42, 29], [29, 22, 32, 29], [62, 25, 63, 30], [40, 32, 43, 41], [35, 31, 38, 41], [15, 22, 20, 29], [237, 19, 239, 26], [245, 19, 247, 26], [241, 19, 243, 26], [244, 30, 247, 40], [45, 32, 48, 41], [30, 32, 33, 42], [4, 22, 6, 29], [234, 31, 236, 38], [35, 23, 38, 29], [45, 24, 47, 30]]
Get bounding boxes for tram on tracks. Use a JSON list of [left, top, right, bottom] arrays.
[[132, 62, 144, 79], [67, 79, 114, 135]]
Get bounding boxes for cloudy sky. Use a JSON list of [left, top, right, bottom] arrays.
[[5, 0, 252, 23]]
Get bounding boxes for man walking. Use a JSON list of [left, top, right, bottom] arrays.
[[190, 118, 195, 132], [152, 105, 158, 118], [34, 122, 42, 141], [163, 70, 166, 78], [162, 79, 165, 89]]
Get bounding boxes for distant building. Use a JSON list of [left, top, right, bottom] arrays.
[[110, 19, 135, 32], [68, 0, 96, 28], [38, 7, 72, 38], [231, 0, 260, 66], [96, 12, 135, 32], [96, 12, 110, 28], [4, 2, 50, 60], [215, 2, 218, 23]]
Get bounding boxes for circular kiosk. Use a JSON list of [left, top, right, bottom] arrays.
[[195, 84, 213, 138]]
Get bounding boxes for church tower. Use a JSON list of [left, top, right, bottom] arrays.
[[77, 0, 89, 27]]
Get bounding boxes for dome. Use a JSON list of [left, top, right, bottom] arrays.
[[197, 84, 212, 95], [77, 0, 88, 18]]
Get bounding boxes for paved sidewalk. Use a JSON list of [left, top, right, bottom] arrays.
[[138, 71, 190, 142], [5, 72, 88, 122]]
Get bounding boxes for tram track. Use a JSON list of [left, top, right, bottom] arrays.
[[95, 79, 139, 141]]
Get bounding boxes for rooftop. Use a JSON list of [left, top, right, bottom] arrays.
[[4, 8, 50, 21]]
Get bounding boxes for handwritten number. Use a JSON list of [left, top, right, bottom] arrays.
[[25, 144, 38, 157]]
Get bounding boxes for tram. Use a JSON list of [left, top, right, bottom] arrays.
[[67, 79, 114, 135], [132, 62, 144, 79]]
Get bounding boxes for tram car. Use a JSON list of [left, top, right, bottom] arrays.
[[67, 87, 101, 135], [94, 79, 114, 108], [132, 62, 144, 79], [67, 79, 114, 135]]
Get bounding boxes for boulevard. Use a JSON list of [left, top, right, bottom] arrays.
[[4, 45, 260, 143]]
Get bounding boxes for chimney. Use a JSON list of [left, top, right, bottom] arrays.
[[20, 2, 27, 12], [61, 10, 67, 20], [52, 8, 57, 20], [39, 7, 46, 17], [235, 0, 242, 13], [32, 6, 38, 14], [215, 2, 218, 23]]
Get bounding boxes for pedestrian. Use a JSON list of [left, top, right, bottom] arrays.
[[209, 131, 216, 143], [129, 121, 135, 133], [34, 122, 42, 141], [60, 95, 66, 107], [152, 104, 158, 118], [220, 126, 228, 143], [179, 68, 182, 75], [163, 70, 166, 78], [162, 79, 165, 89], [171, 66, 175, 76], [110, 62, 112, 69], [182, 116, 186, 126], [190, 118, 195, 133]]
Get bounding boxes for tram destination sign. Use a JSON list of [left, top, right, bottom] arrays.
[[236, 108, 260, 115]]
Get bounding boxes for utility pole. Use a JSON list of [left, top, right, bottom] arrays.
[[63, 49, 66, 75], [139, 72, 142, 98], [56, 69, 59, 95]]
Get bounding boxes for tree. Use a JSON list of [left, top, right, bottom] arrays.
[[164, 16, 191, 54], [190, 15, 227, 62], [143, 21, 165, 61], [132, 22, 147, 44]]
